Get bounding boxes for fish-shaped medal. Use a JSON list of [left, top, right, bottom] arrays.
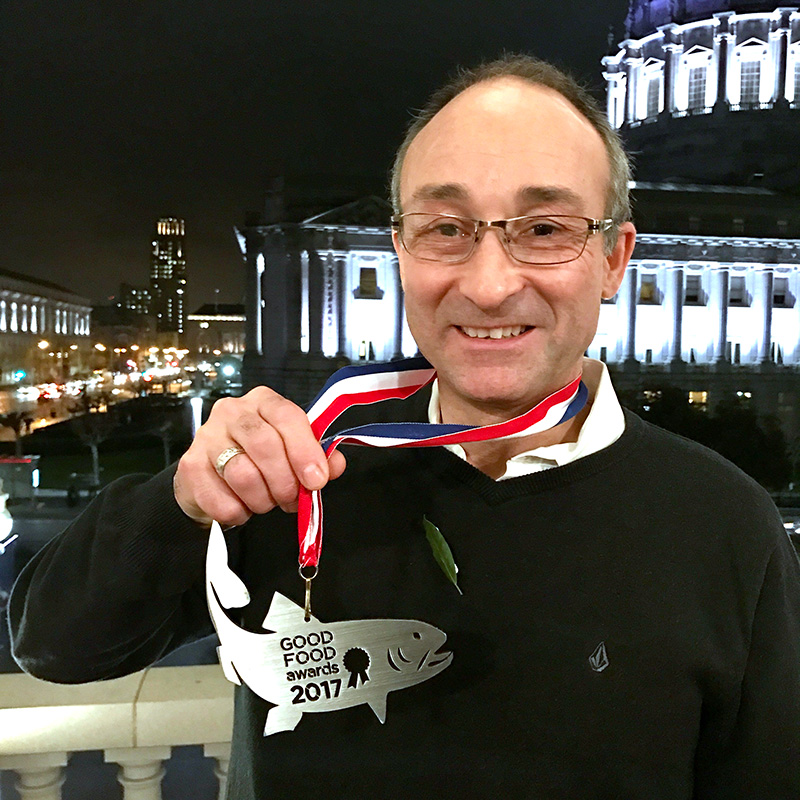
[[206, 522, 453, 736]]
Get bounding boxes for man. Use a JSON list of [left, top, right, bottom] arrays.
[[10, 56, 800, 798]]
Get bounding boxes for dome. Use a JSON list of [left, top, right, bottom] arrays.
[[626, 0, 788, 39]]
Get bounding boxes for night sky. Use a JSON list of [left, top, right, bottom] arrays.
[[2, 1, 630, 309]]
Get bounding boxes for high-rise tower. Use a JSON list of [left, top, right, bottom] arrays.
[[150, 217, 187, 335]]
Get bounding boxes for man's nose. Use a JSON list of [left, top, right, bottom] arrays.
[[456, 226, 526, 309]]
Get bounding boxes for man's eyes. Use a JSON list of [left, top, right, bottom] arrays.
[[419, 220, 471, 237], [518, 220, 563, 237]]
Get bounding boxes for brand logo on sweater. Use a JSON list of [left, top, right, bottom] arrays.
[[589, 641, 609, 673]]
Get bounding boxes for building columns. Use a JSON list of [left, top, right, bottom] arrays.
[[668, 266, 684, 363], [392, 255, 404, 359], [243, 233, 265, 356], [307, 250, 324, 357], [623, 266, 638, 363], [336, 254, 348, 358], [772, 11, 791, 103], [759, 268, 774, 363], [712, 267, 729, 363], [713, 13, 734, 107], [623, 46, 643, 123], [285, 248, 302, 355]]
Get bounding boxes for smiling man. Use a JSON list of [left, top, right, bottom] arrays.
[[10, 56, 800, 799]]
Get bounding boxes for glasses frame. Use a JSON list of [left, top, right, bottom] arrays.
[[391, 212, 615, 266]]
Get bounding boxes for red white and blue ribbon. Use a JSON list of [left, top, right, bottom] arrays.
[[298, 356, 588, 567]]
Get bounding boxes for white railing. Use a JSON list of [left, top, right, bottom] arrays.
[[0, 664, 233, 800]]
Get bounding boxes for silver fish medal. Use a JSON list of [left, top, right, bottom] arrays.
[[206, 521, 453, 736]]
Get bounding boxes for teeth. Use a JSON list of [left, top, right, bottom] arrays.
[[461, 325, 527, 339]]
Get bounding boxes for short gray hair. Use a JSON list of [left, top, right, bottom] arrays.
[[390, 54, 631, 253]]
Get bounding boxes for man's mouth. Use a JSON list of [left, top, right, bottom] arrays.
[[458, 325, 532, 340]]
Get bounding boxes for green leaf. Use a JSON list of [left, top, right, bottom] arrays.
[[423, 516, 462, 595]]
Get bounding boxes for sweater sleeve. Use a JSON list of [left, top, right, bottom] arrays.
[[7, 465, 216, 683], [695, 526, 800, 798]]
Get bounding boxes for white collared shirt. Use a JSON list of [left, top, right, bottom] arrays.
[[427, 358, 625, 480]]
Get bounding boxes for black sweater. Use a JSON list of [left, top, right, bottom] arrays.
[[9, 405, 800, 799]]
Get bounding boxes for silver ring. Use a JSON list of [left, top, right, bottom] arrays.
[[215, 446, 245, 477]]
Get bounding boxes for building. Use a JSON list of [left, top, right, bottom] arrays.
[[186, 303, 246, 358], [237, 196, 408, 402], [598, 0, 800, 437], [602, 2, 799, 190], [0, 267, 92, 384], [150, 218, 187, 338], [115, 282, 152, 317]]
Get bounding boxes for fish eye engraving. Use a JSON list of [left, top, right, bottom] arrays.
[[413, 631, 421, 639]]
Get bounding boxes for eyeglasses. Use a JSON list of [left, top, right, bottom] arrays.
[[391, 213, 615, 266]]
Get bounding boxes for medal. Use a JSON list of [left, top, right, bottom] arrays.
[[206, 357, 587, 735], [207, 523, 452, 735]]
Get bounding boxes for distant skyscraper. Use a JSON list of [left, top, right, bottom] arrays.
[[150, 217, 187, 335], [115, 282, 152, 316]]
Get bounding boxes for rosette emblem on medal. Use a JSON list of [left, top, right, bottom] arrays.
[[206, 522, 454, 736]]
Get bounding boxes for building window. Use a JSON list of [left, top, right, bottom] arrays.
[[353, 267, 384, 299], [684, 275, 704, 305], [688, 391, 708, 408], [773, 277, 794, 308], [639, 274, 660, 304], [740, 59, 761, 104], [646, 75, 661, 117], [729, 275, 749, 306], [688, 65, 707, 110], [794, 59, 800, 102]]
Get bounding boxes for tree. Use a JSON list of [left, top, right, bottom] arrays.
[[0, 411, 28, 457], [630, 389, 792, 491], [152, 416, 182, 469], [70, 410, 120, 486]]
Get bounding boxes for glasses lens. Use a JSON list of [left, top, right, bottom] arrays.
[[401, 214, 475, 262], [507, 216, 589, 265]]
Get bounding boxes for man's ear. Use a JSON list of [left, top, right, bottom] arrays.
[[602, 222, 636, 299]]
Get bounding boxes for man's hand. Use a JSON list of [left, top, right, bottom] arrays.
[[174, 387, 346, 528]]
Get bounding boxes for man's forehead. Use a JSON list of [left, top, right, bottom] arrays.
[[408, 182, 588, 213], [400, 78, 608, 207]]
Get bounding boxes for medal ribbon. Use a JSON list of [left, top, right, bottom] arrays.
[[297, 356, 588, 567]]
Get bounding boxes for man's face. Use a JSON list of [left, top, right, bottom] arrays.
[[394, 78, 635, 422]]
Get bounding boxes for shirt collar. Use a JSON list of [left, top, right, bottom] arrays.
[[427, 358, 625, 479]]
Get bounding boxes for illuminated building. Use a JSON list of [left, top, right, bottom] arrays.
[[597, 0, 800, 436], [237, 196, 409, 401], [0, 268, 91, 383], [186, 303, 245, 357], [115, 282, 152, 317], [150, 218, 187, 338]]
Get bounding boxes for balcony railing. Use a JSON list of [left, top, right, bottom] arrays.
[[0, 664, 233, 800]]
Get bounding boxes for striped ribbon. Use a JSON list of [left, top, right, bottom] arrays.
[[298, 356, 588, 567]]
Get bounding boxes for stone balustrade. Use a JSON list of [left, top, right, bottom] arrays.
[[0, 665, 233, 800]]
